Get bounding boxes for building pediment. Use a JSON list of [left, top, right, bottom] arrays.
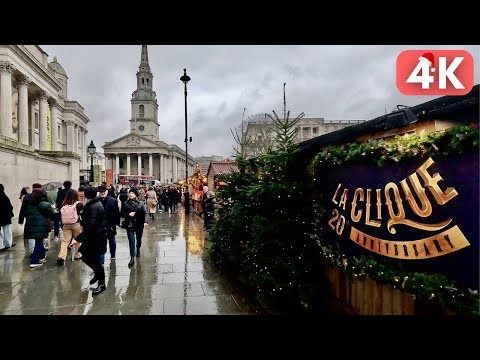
[[103, 133, 161, 150]]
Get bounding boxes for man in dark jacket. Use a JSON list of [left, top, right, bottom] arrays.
[[97, 184, 120, 263], [71, 187, 108, 296]]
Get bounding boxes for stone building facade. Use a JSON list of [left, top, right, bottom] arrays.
[[242, 117, 365, 158], [103, 46, 195, 185], [0, 45, 91, 237]]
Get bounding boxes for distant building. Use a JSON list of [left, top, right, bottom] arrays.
[[102, 45, 195, 185], [242, 117, 365, 158]]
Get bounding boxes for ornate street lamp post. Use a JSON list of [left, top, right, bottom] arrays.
[[180, 69, 191, 214], [87, 140, 96, 185]]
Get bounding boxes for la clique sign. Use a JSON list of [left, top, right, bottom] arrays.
[[328, 157, 470, 260], [396, 50, 474, 96]]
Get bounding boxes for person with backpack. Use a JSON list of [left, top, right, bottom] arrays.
[[57, 189, 84, 265]]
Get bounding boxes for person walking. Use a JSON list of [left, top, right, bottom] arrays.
[[146, 186, 158, 220], [57, 189, 84, 265], [19, 188, 54, 269], [121, 188, 148, 267], [97, 184, 120, 262], [70, 187, 108, 296], [0, 184, 15, 252], [55, 181, 72, 243]]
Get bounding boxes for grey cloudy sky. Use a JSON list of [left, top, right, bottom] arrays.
[[40, 45, 479, 158]]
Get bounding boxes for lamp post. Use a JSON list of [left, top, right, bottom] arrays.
[[180, 69, 191, 214], [87, 140, 96, 185], [169, 145, 174, 183]]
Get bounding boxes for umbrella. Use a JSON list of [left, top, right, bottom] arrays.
[[41, 182, 63, 192]]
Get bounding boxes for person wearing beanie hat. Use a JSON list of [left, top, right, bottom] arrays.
[[121, 188, 149, 267], [129, 188, 139, 198], [70, 186, 108, 295]]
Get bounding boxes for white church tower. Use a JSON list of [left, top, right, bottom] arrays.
[[130, 45, 159, 141]]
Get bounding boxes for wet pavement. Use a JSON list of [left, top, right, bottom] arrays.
[[0, 208, 262, 315]]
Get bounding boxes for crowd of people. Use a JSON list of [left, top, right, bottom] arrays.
[[0, 180, 218, 296]]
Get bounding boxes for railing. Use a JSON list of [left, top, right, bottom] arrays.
[[324, 262, 453, 315]]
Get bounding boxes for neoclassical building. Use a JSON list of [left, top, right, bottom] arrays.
[[103, 45, 195, 185], [242, 117, 366, 158], [0, 45, 91, 236]]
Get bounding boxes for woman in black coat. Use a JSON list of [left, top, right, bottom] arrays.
[[121, 188, 148, 267], [0, 184, 15, 251], [71, 187, 108, 296]]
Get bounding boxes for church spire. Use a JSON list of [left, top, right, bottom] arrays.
[[140, 45, 150, 68]]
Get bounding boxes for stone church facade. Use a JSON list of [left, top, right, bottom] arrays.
[[0, 45, 91, 237], [102, 45, 195, 184]]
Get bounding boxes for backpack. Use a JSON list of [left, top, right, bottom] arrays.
[[61, 201, 79, 225]]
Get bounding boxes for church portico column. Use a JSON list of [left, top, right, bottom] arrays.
[[115, 154, 120, 181], [163, 155, 168, 182], [149, 153, 153, 177], [159, 154, 163, 182], [38, 91, 49, 151], [127, 154, 131, 175], [0, 61, 15, 138], [138, 153, 142, 176], [66, 120, 74, 152], [18, 75, 30, 145]]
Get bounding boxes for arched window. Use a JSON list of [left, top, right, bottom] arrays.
[[146, 78, 149, 84], [142, 78, 145, 84], [139, 105, 144, 118]]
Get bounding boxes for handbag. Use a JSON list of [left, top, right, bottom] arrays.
[[152, 199, 158, 207]]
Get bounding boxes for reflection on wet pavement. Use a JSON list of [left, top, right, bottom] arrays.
[[0, 208, 262, 315]]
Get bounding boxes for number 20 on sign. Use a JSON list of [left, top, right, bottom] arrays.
[[396, 50, 474, 95]]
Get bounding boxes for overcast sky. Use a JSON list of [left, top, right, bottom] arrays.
[[40, 45, 479, 158]]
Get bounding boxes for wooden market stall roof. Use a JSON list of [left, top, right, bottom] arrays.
[[207, 162, 239, 177]]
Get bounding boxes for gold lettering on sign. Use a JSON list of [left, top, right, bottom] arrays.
[[400, 173, 432, 217], [326, 156, 471, 260], [349, 226, 470, 260], [376, 189, 382, 220], [339, 188, 349, 210], [417, 157, 458, 205], [351, 188, 364, 223], [366, 189, 381, 228], [332, 183, 343, 205]]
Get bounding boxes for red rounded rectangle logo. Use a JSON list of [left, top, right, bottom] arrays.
[[396, 50, 474, 96]]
